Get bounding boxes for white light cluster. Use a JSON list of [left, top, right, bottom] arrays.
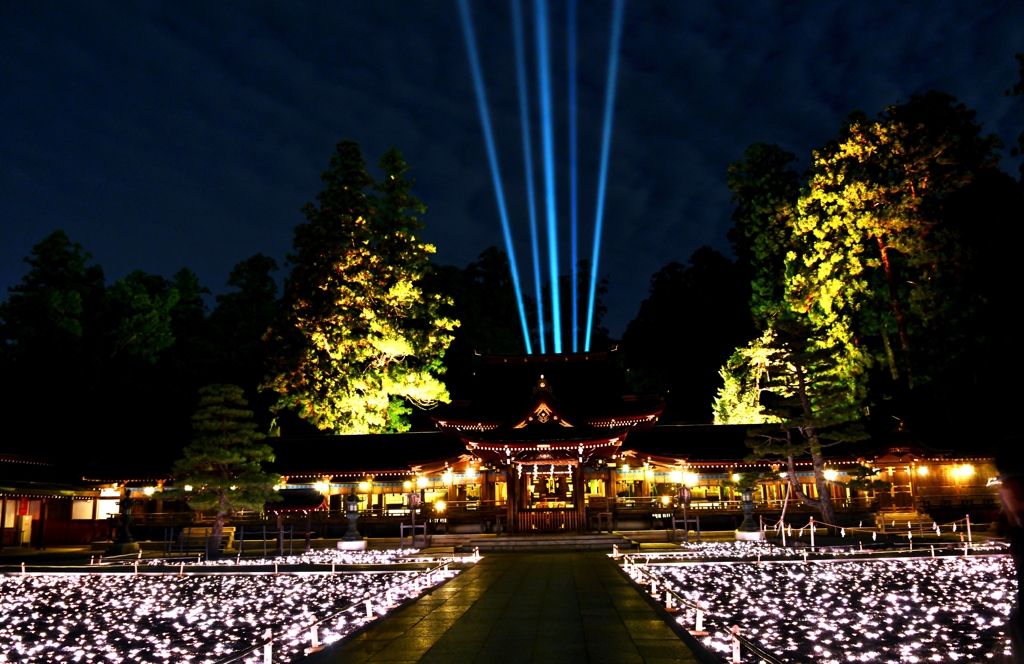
[[0, 568, 457, 663], [650, 541, 802, 560], [642, 556, 1015, 662], [144, 548, 436, 567]]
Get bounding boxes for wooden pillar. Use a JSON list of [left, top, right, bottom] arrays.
[[574, 463, 586, 532], [37, 500, 47, 550], [305, 513, 312, 552], [0, 496, 6, 552], [505, 466, 517, 534]]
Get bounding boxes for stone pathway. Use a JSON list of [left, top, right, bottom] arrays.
[[311, 552, 704, 663]]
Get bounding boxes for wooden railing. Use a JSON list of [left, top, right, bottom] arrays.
[[516, 509, 581, 533]]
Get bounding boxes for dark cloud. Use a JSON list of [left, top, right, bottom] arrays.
[[2, 1, 1022, 337]]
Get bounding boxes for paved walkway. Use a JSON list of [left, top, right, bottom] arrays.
[[312, 552, 704, 664]]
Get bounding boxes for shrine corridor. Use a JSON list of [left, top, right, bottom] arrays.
[[309, 552, 706, 664]]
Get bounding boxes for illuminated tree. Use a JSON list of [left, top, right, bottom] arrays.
[[726, 143, 802, 324], [173, 384, 280, 556], [791, 92, 1001, 388], [264, 141, 456, 433], [718, 319, 868, 525]]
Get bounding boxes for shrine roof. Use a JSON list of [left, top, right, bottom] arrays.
[[622, 424, 752, 462], [267, 431, 466, 478], [460, 425, 631, 445], [432, 352, 663, 427]]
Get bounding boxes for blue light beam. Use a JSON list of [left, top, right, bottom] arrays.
[[511, 0, 546, 354], [585, 0, 625, 352], [534, 0, 561, 354], [457, 0, 533, 354], [567, 0, 578, 353]]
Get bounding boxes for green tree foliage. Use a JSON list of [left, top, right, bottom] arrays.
[[621, 246, 754, 422], [727, 143, 802, 323], [791, 92, 1002, 389], [105, 271, 179, 363], [717, 320, 868, 524], [264, 141, 456, 434], [0, 231, 105, 365], [173, 384, 280, 555]]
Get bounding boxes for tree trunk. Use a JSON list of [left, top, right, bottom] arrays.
[[876, 237, 913, 387], [880, 325, 900, 381], [810, 449, 837, 526], [792, 363, 838, 526], [208, 494, 228, 560]]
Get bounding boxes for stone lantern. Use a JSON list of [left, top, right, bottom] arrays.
[[337, 493, 367, 550], [735, 485, 764, 541]]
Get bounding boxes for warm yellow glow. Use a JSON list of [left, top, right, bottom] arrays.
[[358, 481, 370, 492], [416, 476, 428, 489], [661, 495, 671, 505], [183, 485, 193, 492], [669, 470, 683, 484], [229, 485, 238, 491], [443, 470, 453, 485], [731, 473, 741, 482], [435, 500, 446, 513], [271, 485, 280, 491], [823, 469, 839, 482], [644, 469, 654, 480], [954, 464, 975, 479], [780, 472, 788, 479], [403, 480, 413, 491], [143, 487, 155, 496], [466, 466, 477, 478], [683, 472, 699, 486], [314, 481, 329, 494], [917, 466, 929, 476], [621, 464, 630, 473]]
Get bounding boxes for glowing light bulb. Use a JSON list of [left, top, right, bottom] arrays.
[[917, 466, 929, 476], [731, 473, 741, 482], [416, 477, 428, 489], [823, 469, 839, 481], [403, 481, 413, 491], [143, 487, 155, 496], [314, 481, 329, 494], [669, 470, 683, 484], [183, 485, 193, 492], [661, 495, 671, 505], [358, 482, 370, 492], [683, 472, 699, 486], [435, 500, 446, 513]]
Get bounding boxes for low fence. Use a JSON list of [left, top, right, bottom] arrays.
[[620, 555, 784, 664]]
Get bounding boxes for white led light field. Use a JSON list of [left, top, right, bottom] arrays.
[[646, 556, 1015, 663], [144, 548, 438, 567], [0, 568, 456, 663]]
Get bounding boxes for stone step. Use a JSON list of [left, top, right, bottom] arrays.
[[465, 534, 632, 552]]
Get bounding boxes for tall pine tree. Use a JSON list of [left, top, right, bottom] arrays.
[[264, 141, 456, 433], [173, 384, 279, 556]]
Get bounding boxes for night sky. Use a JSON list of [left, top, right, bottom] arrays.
[[3, 2, 1022, 337]]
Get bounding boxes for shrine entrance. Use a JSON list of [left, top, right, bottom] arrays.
[[515, 459, 583, 533], [432, 358, 665, 536]]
